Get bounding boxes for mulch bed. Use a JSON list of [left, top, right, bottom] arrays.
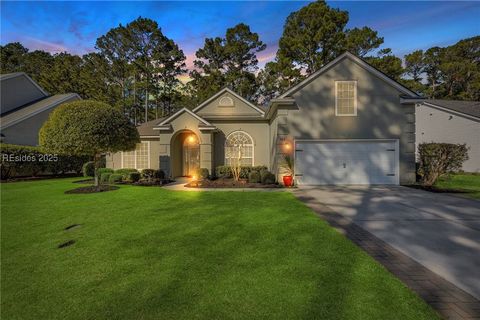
[[65, 185, 119, 194], [185, 178, 282, 188]]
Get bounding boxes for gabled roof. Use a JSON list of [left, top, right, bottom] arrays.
[[0, 72, 48, 96], [155, 108, 214, 129], [193, 88, 265, 115], [0, 93, 80, 129], [422, 99, 480, 119], [279, 52, 420, 98]]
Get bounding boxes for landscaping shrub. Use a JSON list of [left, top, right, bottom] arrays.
[[115, 168, 138, 179], [0, 143, 90, 180], [128, 172, 141, 182], [108, 174, 124, 184], [215, 165, 232, 178], [248, 170, 261, 183], [155, 169, 165, 180], [141, 169, 156, 180], [417, 143, 469, 186], [100, 173, 112, 184], [261, 170, 276, 184], [96, 168, 113, 176], [82, 161, 95, 177], [215, 165, 267, 179], [198, 168, 209, 180]]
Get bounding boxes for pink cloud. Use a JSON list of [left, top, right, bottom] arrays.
[[22, 36, 68, 53]]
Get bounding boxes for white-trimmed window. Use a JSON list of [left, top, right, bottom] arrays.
[[219, 96, 234, 107], [121, 141, 150, 169], [225, 131, 254, 166], [335, 81, 357, 116]]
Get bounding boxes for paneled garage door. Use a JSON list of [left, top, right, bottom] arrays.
[[295, 140, 398, 185]]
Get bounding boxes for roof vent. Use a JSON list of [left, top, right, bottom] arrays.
[[219, 96, 234, 107]]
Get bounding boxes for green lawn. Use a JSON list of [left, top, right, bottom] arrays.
[[1, 178, 439, 320], [435, 173, 480, 199]]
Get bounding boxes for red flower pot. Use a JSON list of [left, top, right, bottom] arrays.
[[283, 175, 294, 187]]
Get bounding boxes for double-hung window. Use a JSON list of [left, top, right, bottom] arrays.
[[335, 81, 357, 116], [121, 141, 150, 169]]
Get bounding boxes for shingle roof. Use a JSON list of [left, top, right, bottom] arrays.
[[0, 93, 80, 129], [424, 99, 480, 119], [136, 117, 165, 136]]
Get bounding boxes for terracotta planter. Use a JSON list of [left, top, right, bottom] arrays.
[[283, 175, 294, 187]]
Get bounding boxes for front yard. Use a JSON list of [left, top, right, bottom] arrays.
[[435, 173, 480, 199], [1, 178, 438, 320]]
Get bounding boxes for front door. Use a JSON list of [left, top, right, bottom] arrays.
[[183, 137, 199, 176]]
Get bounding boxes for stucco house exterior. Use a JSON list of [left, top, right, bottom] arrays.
[[107, 52, 420, 185], [416, 100, 480, 172], [0, 72, 81, 146]]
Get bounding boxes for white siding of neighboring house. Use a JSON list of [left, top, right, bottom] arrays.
[[416, 104, 480, 173]]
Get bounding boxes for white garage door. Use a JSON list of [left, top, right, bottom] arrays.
[[295, 140, 398, 185]]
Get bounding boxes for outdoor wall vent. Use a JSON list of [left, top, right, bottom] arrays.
[[219, 96, 234, 107]]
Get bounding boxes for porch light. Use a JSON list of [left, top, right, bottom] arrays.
[[283, 142, 292, 153], [188, 135, 196, 144]]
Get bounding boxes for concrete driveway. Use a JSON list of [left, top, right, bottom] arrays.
[[295, 185, 480, 300]]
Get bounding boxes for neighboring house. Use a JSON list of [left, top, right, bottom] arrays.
[[0, 72, 80, 146], [107, 52, 420, 185], [416, 100, 480, 172]]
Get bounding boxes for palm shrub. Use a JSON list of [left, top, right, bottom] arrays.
[[417, 143, 469, 186]]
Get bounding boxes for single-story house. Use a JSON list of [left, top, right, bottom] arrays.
[[107, 52, 420, 185], [416, 99, 480, 172], [0, 72, 80, 146]]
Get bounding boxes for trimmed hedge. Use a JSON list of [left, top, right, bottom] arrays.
[[417, 143, 469, 186], [141, 169, 156, 180], [96, 168, 113, 176], [260, 170, 276, 184], [128, 172, 141, 182], [198, 168, 209, 180], [115, 168, 138, 179], [248, 171, 260, 183], [108, 174, 123, 184], [215, 165, 268, 179], [155, 169, 165, 180], [100, 172, 112, 184], [0, 143, 89, 179]]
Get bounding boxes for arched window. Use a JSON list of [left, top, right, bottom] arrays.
[[225, 131, 253, 166], [219, 96, 234, 107]]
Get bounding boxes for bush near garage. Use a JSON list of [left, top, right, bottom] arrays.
[[417, 143, 469, 186], [261, 170, 276, 184], [155, 169, 165, 180], [141, 169, 156, 181]]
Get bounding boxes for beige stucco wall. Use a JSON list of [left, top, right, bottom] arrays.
[[196, 92, 261, 118], [416, 104, 480, 172], [274, 58, 416, 184], [106, 138, 160, 170]]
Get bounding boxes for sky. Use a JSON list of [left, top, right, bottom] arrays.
[[1, 1, 479, 75]]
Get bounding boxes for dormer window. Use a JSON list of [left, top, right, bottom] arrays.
[[219, 96, 234, 107], [335, 81, 357, 116]]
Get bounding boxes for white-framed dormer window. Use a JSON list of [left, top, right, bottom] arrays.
[[225, 131, 254, 166], [218, 96, 234, 107], [121, 141, 150, 169], [335, 81, 357, 116]]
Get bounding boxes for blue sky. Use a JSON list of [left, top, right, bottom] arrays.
[[1, 1, 479, 71]]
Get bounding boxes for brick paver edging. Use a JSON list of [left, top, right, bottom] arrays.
[[294, 193, 480, 320]]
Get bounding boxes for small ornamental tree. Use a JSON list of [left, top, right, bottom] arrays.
[[417, 143, 469, 186], [39, 100, 139, 188]]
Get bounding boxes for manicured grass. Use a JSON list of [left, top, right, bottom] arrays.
[[1, 178, 439, 320], [435, 173, 480, 199]]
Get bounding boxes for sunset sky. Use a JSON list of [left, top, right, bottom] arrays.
[[1, 1, 479, 74]]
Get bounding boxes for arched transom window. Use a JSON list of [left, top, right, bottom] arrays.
[[225, 131, 254, 166]]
